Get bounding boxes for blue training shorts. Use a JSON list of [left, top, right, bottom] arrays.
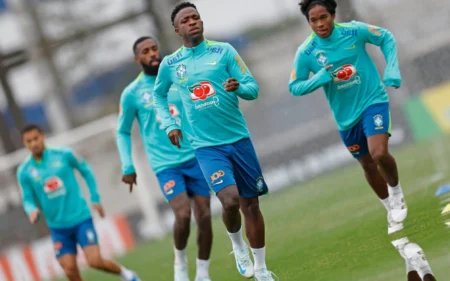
[[340, 102, 391, 159], [194, 138, 268, 198], [49, 218, 98, 258], [156, 157, 211, 202]]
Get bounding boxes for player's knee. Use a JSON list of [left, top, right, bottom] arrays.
[[360, 160, 378, 174], [370, 146, 389, 163], [222, 196, 240, 214], [243, 199, 261, 218], [174, 207, 192, 225], [196, 208, 211, 227], [86, 256, 104, 269]]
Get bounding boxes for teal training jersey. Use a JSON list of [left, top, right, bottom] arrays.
[[289, 21, 401, 130], [17, 147, 100, 229], [153, 39, 259, 149], [116, 72, 195, 175]]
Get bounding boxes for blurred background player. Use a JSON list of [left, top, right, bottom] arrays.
[[116, 36, 213, 281], [153, 2, 276, 280], [289, 0, 408, 232], [17, 124, 140, 281]]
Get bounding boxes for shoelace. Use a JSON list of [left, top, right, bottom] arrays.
[[255, 269, 279, 281], [229, 249, 252, 268]]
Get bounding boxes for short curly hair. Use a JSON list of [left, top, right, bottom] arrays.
[[299, 0, 337, 20], [171, 2, 198, 26]]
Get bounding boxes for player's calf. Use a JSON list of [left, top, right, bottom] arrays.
[[217, 185, 242, 233]]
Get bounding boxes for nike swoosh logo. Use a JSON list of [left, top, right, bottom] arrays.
[[345, 44, 356, 50], [238, 262, 246, 274], [205, 61, 217, 65], [213, 180, 223, 185]]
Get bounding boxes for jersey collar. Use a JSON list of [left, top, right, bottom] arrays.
[[316, 24, 340, 44], [31, 148, 48, 164], [181, 39, 207, 56], [139, 72, 156, 84]]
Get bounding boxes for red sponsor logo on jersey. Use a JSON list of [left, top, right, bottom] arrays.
[[44, 176, 63, 193], [188, 81, 216, 101], [332, 64, 358, 83]]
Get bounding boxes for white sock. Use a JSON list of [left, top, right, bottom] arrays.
[[388, 182, 402, 195], [227, 227, 247, 250], [174, 246, 187, 266], [251, 247, 267, 271], [120, 266, 134, 280], [380, 197, 390, 212], [195, 258, 210, 278]]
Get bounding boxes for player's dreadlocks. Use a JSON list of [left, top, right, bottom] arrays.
[[171, 2, 198, 26], [132, 36, 156, 55], [299, 0, 337, 20]]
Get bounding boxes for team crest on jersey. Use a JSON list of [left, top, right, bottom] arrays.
[[373, 114, 384, 129], [315, 51, 328, 66], [176, 64, 187, 79], [141, 92, 153, 108], [30, 168, 40, 180]]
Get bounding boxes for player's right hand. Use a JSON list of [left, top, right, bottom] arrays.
[[168, 129, 183, 149], [29, 210, 40, 224], [325, 64, 333, 70], [122, 173, 137, 193]]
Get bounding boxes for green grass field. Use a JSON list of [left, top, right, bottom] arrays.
[[71, 137, 450, 280]]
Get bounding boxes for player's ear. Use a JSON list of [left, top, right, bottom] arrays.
[[174, 26, 181, 37]]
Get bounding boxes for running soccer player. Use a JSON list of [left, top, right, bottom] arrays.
[[17, 124, 140, 281], [152, 2, 276, 280], [116, 36, 213, 281], [289, 0, 408, 232]]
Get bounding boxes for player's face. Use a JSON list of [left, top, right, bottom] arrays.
[[308, 5, 335, 38], [23, 129, 45, 155], [174, 8, 204, 41], [135, 39, 161, 75]]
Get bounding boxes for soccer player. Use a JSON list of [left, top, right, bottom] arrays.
[[153, 2, 276, 280], [289, 0, 408, 232], [17, 124, 140, 281], [116, 36, 213, 281]]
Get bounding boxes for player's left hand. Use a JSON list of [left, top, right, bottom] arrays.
[[92, 204, 105, 218], [223, 78, 239, 92]]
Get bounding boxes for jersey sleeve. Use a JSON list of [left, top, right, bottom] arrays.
[[17, 166, 39, 216], [116, 89, 137, 175], [153, 58, 180, 135], [288, 47, 332, 96], [66, 149, 100, 204], [355, 21, 402, 88], [225, 44, 259, 100]]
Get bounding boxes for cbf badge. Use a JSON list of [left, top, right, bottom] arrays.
[[315, 51, 328, 66], [373, 114, 384, 129], [176, 64, 187, 79]]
